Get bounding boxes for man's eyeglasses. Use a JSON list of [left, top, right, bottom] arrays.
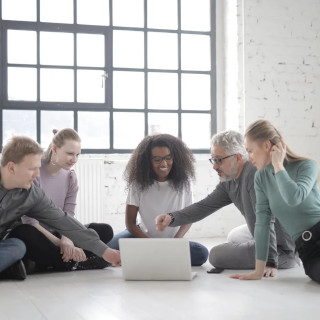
[[209, 154, 236, 166], [152, 155, 173, 164]]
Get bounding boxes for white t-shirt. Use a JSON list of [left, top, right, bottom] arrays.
[[126, 181, 193, 238]]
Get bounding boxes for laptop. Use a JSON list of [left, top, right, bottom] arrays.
[[119, 238, 197, 281]]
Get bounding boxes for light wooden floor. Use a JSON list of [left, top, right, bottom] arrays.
[[0, 237, 319, 320]]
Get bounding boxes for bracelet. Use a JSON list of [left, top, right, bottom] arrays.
[[168, 213, 175, 225]]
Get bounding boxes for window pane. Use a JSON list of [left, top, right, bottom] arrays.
[[148, 0, 177, 30], [40, 69, 74, 102], [113, 71, 144, 109], [78, 112, 110, 148], [40, 0, 73, 24], [8, 30, 37, 65], [2, 0, 36, 21], [113, 31, 144, 68], [182, 113, 211, 149], [181, 74, 210, 110], [181, 0, 210, 31], [113, 112, 144, 149], [77, 70, 105, 103], [148, 32, 178, 70], [41, 111, 74, 147], [181, 34, 211, 71], [40, 32, 74, 66], [113, 0, 143, 28], [77, 34, 105, 67], [148, 113, 178, 136], [77, 0, 109, 26], [8, 67, 37, 101], [3, 110, 37, 145], [148, 73, 178, 110]]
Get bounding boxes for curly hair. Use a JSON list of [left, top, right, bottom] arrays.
[[124, 134, 195, 192]]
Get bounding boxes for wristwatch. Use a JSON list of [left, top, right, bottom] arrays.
[[168, 213, 175, 225]]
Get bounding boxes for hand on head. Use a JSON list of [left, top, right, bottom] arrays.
[[155, 214, 171, 232], [270, 141, 286, 170]]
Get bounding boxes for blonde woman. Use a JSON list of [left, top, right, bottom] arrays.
[[231, 120, 320, 282]]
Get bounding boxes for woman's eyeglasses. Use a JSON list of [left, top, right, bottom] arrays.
[[152, 155, 173, 164]]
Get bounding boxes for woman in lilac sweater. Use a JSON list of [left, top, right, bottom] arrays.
[[10, 128, 113, 272]]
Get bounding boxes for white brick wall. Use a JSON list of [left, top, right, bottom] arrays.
[[242, 0, 320, 161]]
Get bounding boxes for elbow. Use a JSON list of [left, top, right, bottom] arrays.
[[284, 197, 302, 207]]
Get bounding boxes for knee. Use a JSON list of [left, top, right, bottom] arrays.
[[227, 224, 252, 244], [191, 244, 209, 266], [209, 245, 225, 268], [6, 238, 26, 258], [15, 240, 26, 258], [88, 223, 114, 244]]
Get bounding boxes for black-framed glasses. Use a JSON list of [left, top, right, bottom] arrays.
[[209, 154, 236, 166], [152, 155, 173, 164]]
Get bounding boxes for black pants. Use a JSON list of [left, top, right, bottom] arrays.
[[295, 221, 320, 283], [9, 223, 113, 271]]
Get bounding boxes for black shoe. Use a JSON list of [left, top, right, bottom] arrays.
[[0, 260, 27, 280], [74, 255, 111, 271]]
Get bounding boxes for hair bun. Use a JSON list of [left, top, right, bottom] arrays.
[[52, 129, 58, 135]]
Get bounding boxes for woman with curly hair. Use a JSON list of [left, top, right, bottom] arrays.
[[107, 134, 209, 266]]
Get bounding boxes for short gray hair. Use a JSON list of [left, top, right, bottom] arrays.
[[211, 130, 247, 160]]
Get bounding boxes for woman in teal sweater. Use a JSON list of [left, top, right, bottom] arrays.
[[231, 119, 320, 282]]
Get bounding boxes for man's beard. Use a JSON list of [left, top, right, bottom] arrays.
[[217, 161, 238, 182]]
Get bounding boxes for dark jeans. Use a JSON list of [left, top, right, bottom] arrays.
[[295, 220, 320, 283], [9, 223, 113, 271]]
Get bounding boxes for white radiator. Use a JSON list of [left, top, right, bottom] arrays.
[[73, 158, 104, 224]]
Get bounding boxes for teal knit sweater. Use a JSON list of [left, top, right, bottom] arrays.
[[254, 160, 320, 261]]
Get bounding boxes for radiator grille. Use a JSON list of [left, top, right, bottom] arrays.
[[73, 158, 104, 224]]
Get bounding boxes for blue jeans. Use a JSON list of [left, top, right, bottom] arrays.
[[0, 238, 26, 272], [107, 229, 209, 266]]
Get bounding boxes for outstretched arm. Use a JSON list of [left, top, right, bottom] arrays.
[[230, 259, 266, 280], [157, 184, 232, 230], [156, 214, 172, 232]]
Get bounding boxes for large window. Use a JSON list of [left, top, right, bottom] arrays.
[[0, 0, 215, 152]]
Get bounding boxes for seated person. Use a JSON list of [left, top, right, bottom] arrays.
[[232, 120, 320, 282], [107, 134, 209, 266]]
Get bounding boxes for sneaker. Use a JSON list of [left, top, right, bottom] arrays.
[[74, 255, 111, 271], [0, 260, 27, 280]]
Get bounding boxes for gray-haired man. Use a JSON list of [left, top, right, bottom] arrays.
[[156, 130, 297, 276]]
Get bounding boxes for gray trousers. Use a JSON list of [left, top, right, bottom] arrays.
[[209, 224, 297, 269]]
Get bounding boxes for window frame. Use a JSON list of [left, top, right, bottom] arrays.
[[0, 0, 216, 154]]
